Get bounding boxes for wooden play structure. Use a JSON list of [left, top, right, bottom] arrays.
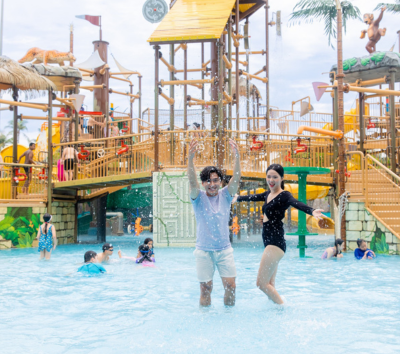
[[0, 0, 399, 248]]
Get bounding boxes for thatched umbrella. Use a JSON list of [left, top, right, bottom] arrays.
[[0, 56, 56, 96]]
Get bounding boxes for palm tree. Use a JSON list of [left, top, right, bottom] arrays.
[[289, 0, 362, 48], [5, 119, 28, 144], [0, 130, 13, 150], [375, 1, 400, 12]]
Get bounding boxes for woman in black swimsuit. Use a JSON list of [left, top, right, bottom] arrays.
[[234, 164, 324, 304]]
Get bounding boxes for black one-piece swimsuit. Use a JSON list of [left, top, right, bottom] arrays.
[[237, 191, 315, 253]]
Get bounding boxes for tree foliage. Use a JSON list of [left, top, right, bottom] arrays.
[[289, 0, 362, 48]]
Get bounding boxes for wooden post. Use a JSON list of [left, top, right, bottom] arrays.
[[12, 86, 18, 161], [92, 40, 109, 115], [235, 0, 240, 132], [154, 45, 160, 172], [130, 84, 133, 134], [246, 19, 250, 132], [170, 44, 175, 165], [184, 45, 188, 130], [265, 0, 270, 137], [211, 41, 218, 131], [228, 16, 233, 132], [201, 43, 205, 129], [359, 93, 365, 153], [138, 75, 142, 121], [336, 2, 346, 246], [217, 37, 225, 168], [389, 68, 397, 173], [47, 89, 53, 214], [74, 80, 80, 180]]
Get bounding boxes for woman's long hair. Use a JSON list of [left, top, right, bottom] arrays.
[[43, 213, 52, 234], [334, 238, 344, 257], [266, 164, 285, 189]]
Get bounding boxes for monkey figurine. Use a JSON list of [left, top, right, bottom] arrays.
[[360, 6, 387, 54]]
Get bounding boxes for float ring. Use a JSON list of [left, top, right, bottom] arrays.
[[97, 149, 105, 158]]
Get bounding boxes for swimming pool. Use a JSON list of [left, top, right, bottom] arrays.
[[1, 234, 399, 354]]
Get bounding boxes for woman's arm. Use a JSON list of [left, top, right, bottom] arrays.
[[36, 225, 41, 240], [325, 248, 334, 259], [286, 193, 324, 219], [52, 225, 57, 250], [236, 191, 267, 203]]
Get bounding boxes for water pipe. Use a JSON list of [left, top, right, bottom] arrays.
[[297, 126, 343, 139], [0, 98, 48, 112], [160, 78, 215, 87], [343, 84, 400, 96]]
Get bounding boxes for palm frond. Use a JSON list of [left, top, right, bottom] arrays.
[[289, 0, 362, 48], [374, 2, 400, 13]]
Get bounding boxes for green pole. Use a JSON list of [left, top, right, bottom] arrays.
[[297, 172, 308, 257]]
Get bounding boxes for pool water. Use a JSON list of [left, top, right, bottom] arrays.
[[1, 234, 400, 354]]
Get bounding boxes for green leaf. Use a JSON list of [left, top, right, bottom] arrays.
[[370, 51, 386, 64], [361, 57, 370, 66], [343, 57, 357, 71], [19, 217, 31, 226]]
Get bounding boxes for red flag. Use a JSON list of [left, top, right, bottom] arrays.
[[76, 15, 100, 26]]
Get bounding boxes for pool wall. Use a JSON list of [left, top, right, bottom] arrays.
[[0, 201, 76, 249], [346, 202, 400, 255]]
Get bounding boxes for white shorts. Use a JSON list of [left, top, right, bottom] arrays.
[[194, 247, 237, 283]]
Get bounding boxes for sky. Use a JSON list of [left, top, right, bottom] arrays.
[[1, 0, 399, 146]]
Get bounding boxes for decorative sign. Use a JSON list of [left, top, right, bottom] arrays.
[[142, 0, 168, 24]]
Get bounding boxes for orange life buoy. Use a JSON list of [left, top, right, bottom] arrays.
[[250, 135, 263, 151]]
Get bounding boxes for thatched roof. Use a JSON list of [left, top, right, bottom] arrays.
[[0, 56, 56, 94]]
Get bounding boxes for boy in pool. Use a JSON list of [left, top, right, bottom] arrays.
[[354, 239, 376, 259], [188, 138, 241, 307], [78, 251, 106, 274], [96, 243, 114, 263]]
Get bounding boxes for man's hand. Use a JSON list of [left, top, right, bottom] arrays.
[[382, 5, 387, 12], [189, 139, 199, 160]]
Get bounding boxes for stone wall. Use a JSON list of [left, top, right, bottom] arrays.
[[0, 202, 76, 248], [346, 202, 399, 255]]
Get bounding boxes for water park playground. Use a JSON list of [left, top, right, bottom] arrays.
[[0, 0, 400, 352]]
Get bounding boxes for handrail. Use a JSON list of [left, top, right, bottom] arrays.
[[366, 154, 400, 184], [346, 151, 365, 195]]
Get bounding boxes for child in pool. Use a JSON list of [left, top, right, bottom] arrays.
[[322, 238, 344, 259], [354, 239, 376, 260], [118, 238, 155, 263], [77, 251, 106, 274], [36, 213, 57, 260]]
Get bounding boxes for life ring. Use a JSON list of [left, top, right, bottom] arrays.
[[78, 145, 90, 160], [250, 135, 263, 151], [197, 143, 205, 152], [14, 168, 27, 183], [367, 120, 376, 129], [97, 149, 105, 158], [38, 168, 48, 180]]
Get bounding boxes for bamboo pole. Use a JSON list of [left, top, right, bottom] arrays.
[[109, 89, 139, 98], [80, 84, 106, 91], [110, 75, 133, 84], [231, 57, 248, 66], [159, 90, 175, 105], [2, 98, 48, 112], [349, 77, 387, 87], [160, 55, 176, 73], [231, 50, 266, 55], [160, 78, 214, 86], [47, 89, 53, 213], [344, 84, 400, 96], [20, 115, 72, 122], [109, 71, 141, 76], [253, 66, 266, 76], [175, 68, 206, 73]]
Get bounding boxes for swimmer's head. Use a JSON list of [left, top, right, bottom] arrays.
[[357, 239, 367, 251], [144, 238, 153, 249], [266, 164, 285, 190], [335, 238, 344, 253], [200, 166, 223, 197], [84, 251, 97, 263], [139, 244, 150, 256], [43, 213, 52, 223], [102, 243, 114, 254]]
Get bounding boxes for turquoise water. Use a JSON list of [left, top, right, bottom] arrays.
[[1, 234, 400, 354]]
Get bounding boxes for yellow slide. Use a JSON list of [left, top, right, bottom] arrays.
[[238, 184, 334, 234]]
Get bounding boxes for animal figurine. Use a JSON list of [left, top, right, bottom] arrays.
[[360, 6, 387, 54], [18, 47, 76, 66]]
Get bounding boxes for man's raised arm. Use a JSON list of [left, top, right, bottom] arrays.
[[188, 139, 200, 200], [227, 139, 241, 196]]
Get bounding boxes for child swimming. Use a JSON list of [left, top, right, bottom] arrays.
[[118, 238, 155, 263], [354, 239, 376, 260], [322, 239, 344, 259], [77, 251, 107, 274]]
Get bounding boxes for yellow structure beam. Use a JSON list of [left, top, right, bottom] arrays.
[[148, 0, 236, 44]]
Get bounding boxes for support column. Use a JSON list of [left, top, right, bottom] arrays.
[[12, 86, 18, 162], [217, 38, 225, 168], [389, 68, 397, 174], [333, 84, 339, 179], [265, 1, 270, 137], [74, 80, 80, 180], [184, 44, 188, 130], [201, 43, 205, 129], [228, 17, 233, 132], [130, 84, 133, 134], [359, 93, 365, 153], [235, 0, 240, 132], [138, 75, 142, 121], [211, 41, 218, 130], [170, 44, 175, 165], [47, 89, 53, 214], [96, 195, 107, 243], [246, 19, 250, 132], [92, 40, 109, 115], [154, 45, 160, 172]]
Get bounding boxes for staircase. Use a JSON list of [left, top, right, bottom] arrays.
[[347, 154, 400, 240]]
